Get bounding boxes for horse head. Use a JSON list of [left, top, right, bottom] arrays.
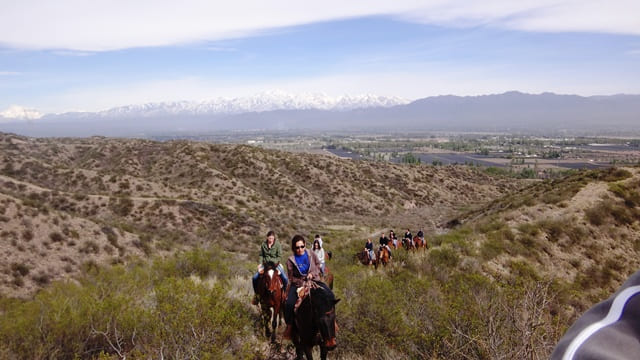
[[310, 284, 340, 350], [259, 261, 282, 299]]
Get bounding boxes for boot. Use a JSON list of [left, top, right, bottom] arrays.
[[283, 324, 293, 340]]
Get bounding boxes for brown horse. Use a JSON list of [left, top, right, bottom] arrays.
[[320, 251, 334, 290], [256, 262, 285, 343], [402, 237, 414, 251], [292, 281, 339, 360], [375, 246, 390, 269], [357, 249, 375, 265], [413, 235, 425, 250]]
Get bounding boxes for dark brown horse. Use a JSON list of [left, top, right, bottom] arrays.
[[375, 246, 390, 269], [256, 262, 285, 343], [357, 249, 375, 265], [292, 281, 340, 360], [402, 237, 414, 251], [413, 235, 425, 250]]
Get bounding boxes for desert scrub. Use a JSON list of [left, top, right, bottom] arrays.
[[432, 226, 473, 255], [0, 253, 256, 359]]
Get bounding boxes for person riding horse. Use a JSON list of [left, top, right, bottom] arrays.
[[379, 232, 392, 259], [364, 238, 375, 265], [284, 234, 328, 340], [404, 228, 413, 246], [389, 229, 398, 249], [252, 230, 288, 305]]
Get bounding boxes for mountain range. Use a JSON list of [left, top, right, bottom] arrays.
[[1, 91, 639, 137]]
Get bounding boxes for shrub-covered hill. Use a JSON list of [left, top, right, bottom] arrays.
[[5, 133, 637, 359], [0, 132, 521, 298], [444, 166, 640, 302]]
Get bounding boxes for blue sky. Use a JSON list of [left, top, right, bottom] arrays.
[[1, 1, 639, 114]]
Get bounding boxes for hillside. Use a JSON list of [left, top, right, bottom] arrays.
[[445, 166, 640, 301], [2, 132, 639, 359], [0, 132, 520, 298]]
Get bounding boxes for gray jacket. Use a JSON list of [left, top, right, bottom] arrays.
[[551, 270, 640, 359]]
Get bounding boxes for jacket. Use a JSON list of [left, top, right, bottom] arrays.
[[551, 269, 640, 359], [286, 249, 322, 288], [259, 240, 282, 265]]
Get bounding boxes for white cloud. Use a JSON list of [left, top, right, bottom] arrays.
[[1, 1, 637, 51], [0, 105, 43, 120], [0, 71, 21, 76]]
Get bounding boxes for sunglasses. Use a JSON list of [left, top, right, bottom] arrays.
[[295, 245, 305, 249]]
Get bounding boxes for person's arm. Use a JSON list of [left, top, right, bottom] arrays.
[[551, 270, 640, 359], [274, 241, 282, 265], [287, 258, 303, 287], [308, 251, 322, 279]]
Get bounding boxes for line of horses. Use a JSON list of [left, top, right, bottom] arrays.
[[357, 235, 429, 268], [255, 256, 337, 360]]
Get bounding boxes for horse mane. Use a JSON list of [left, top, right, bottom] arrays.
[[309, 281, 336, 310]]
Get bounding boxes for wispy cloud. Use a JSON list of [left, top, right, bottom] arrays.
[[0, 71, 21, 76], [1, 1, 638, 51], [50, 50, 95, 57]]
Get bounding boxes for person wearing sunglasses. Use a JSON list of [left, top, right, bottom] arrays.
[[283, 234, 323, 340]]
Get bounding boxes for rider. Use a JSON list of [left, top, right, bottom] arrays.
[[314, 234, 323, 248], [364, 238, 374, 264], [404, 228, 413, 247], [312, 239, 326, 275], [416, 228, 424, 244], [379, 232, 392, 259], [389, 229, 398, 249], [252, 230, 288, 305], [284, 234, 323, 340]]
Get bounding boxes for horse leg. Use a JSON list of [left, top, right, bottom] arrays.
[[264, 307, 272, 338], [270, 307, 278, 343], [320, 345, 328, 360], [304, 345, 314, 360]]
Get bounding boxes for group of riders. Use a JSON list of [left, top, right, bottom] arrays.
[[250, 228, 424, 340], [363, 228, 425, 265], [251, 231, 330, 340]]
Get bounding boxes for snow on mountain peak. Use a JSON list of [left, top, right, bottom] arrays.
[[97, 92, 409, 117]]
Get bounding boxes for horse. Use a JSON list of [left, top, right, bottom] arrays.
[[413, 235, 425, 250], [292, 280, 340, 360], [256, 261, 285, 343], [402, 237, 414, 251], [357, 249, 375, 266], [320, 252, 334, 290], [375, 246, 390, 269]]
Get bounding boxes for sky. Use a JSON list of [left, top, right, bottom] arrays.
[[1, 0, 639, 114]]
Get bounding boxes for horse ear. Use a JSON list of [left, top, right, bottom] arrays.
[[334, 298, 341, 305]]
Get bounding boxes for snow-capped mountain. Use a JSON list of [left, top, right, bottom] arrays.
[[0, 105, 43, 121], [95, 91, 409, 117]]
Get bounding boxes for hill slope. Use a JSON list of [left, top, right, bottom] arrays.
[[0, 132, 521, 297], [2, 132, 640, 359]]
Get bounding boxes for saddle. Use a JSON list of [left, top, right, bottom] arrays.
[[294, 280, 318, 313]]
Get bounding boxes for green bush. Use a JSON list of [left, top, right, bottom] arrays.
[[429, 247, 460, 269], [0, 256, 255, 359]]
